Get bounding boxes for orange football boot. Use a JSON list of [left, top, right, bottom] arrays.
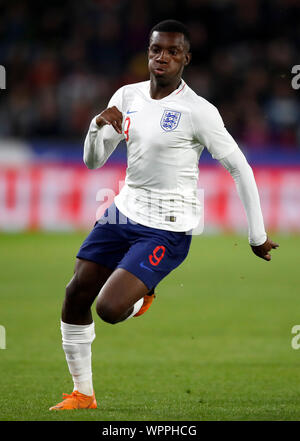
[[49, 390, 97, 410], [134, 291, 156, 317]]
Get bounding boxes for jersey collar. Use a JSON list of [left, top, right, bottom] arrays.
[[147, 79, 187, 102]]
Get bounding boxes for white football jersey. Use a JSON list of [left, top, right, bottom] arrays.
[[86, 79, 239, 232]]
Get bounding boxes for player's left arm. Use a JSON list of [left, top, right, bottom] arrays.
[[219, 148, 279, 261], [193, 101, 279, 261]]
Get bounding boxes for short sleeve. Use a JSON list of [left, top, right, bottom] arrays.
[[192, 101, 238, 160]]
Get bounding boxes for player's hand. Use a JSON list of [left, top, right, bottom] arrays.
[[250, 237, 279, 261], [95, 106, 123, 134]]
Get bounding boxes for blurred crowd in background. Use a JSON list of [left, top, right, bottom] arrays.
[[0, 0, 299, 150]]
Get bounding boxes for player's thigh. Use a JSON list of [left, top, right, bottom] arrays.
[[76, 205, 130, 271], [68, 206, 130, 305], [96, 228, 191, 317], [96, 267, 149, 318], [116, 231, 192, 296]]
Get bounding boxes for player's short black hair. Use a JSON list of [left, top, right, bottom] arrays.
[[149, 20, 191, 51]]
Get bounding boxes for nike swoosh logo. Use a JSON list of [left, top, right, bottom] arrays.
[[127, 110, 137, 114], [139, 261, 154, 272]]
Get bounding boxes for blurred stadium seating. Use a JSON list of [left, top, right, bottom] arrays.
[[0, 0, 299, 232]]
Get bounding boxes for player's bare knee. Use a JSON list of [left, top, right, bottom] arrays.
[[66, 272, 90, 297], [65, 276, 79, 301], [96, 301, 116, 324], [96, 299, 120, 324], [64, 275, 90, 310]]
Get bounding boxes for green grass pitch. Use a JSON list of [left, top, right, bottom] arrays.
[[0, 231, 300, 421]]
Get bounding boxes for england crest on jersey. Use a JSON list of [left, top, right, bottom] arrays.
[[160, 109, 181, 132]]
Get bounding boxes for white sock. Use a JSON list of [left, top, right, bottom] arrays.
[[61, 321, 95, 396], [124, 297, 144, 320]]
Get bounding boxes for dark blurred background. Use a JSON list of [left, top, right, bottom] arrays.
[[0, 0, 299, 148], [0, 0, 299, 232]]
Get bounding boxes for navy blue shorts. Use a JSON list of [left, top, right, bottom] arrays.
[[76, 203, 192, 290]]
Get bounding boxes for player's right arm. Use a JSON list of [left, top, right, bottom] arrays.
[[95, 106, 123, 134], [83, 90, 124, 169]]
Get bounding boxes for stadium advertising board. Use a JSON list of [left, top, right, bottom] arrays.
[[0, 164, 299, 233]]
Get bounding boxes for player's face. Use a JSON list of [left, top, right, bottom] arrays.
[[148, 31, 191, 82]]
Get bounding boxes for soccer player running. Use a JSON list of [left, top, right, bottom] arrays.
[[50, 20, 279, 410]]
